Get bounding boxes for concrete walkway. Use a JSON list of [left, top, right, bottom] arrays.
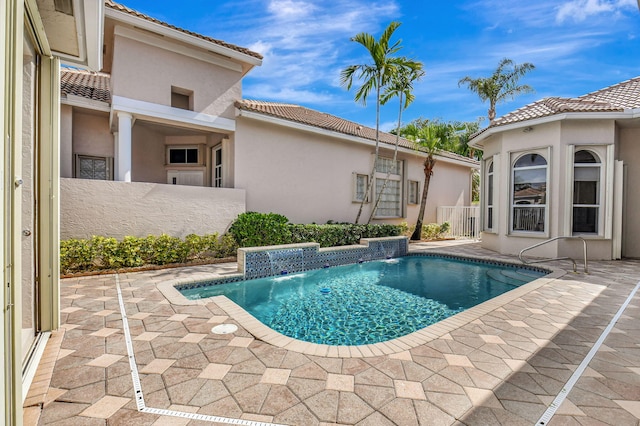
[[24, 242, 640, 425]]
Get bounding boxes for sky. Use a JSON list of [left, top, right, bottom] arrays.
[[118, 0, 640, 131]]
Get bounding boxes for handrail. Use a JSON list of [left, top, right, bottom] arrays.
[[518, 236, 588, 273]]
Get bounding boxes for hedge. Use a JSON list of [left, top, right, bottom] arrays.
[[60, 233, 237, 274]]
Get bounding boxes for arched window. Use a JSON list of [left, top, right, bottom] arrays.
[[573, 150, 601, 234], [486, 161, 494, 230], [512, 153, 547, 232]]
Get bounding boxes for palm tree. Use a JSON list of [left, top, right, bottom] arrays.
[[341, 21, 405, 223], [401, 122, 455, 240], [368, 59, 425, 223], [458, 58, 535, 122]]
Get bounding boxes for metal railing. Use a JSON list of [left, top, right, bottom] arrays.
[[436, 206, 480, 240], [518, 236, 589, 273]]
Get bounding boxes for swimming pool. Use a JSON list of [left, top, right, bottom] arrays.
[[179, 254, 547, 345]]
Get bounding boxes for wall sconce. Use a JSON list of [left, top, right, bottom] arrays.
[[523, 126, 534, 133]]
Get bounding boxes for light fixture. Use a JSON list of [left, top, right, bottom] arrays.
[[523, 126, 534, 133]]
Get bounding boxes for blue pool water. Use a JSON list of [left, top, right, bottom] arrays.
[[180, 255, 546, 345]]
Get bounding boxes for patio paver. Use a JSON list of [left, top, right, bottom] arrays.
[[24, 241, 640, 425]]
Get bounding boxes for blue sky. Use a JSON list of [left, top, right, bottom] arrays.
[[120, 0, 640, 131]]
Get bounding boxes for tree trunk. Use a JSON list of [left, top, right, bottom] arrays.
[[410, 156, 435, 241], [355, 78, 383, 223], [368, 92, 404, 223]]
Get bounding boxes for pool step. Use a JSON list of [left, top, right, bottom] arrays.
[[486, 269, 532, 286]]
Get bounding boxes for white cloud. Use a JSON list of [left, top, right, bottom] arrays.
[[556, 0, 637, 23]]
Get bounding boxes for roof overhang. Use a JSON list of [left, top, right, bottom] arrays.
[[468, 108, 640, 149], [237, 108, 480, 169], [105, 6, 262, 75], [32, 0, 104, 70]]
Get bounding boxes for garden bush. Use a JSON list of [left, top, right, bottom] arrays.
[[227, 212, 292, 247], [60, 232, 238, 274]]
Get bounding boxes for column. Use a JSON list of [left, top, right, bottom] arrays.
[[117, 112, 133, 182]]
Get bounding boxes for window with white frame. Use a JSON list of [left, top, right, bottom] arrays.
[[573, 150, 601, 234], [486, 160, 494, 231], [213, 145, 222, 188], [168, 147, 199, 165], [408, 180, 420, 205], [353, 173, 369, 202], [75, 155, 113, 180], [373, 157, 403, 217], [511, 153, 547, 232]]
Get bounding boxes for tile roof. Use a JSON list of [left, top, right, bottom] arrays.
[[236, 100, 477, 164], [105, 1, 263, 60], [488, 75, 640, 129], [61, 68, 111, 103]]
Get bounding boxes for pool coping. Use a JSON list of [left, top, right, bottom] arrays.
[[157, 250, 567, 358]]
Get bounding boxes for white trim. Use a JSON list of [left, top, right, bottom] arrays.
[[61, 94, 111, 112], [237, 109, 479, 168], [112, 95, 235, 132], [612, 160, 623, 259], [470, 108, 640, 148], [563, 145, 574, 236], [604, 144, 615, 239], [113, 25, 243, 73], [106, 8, 262, 68]]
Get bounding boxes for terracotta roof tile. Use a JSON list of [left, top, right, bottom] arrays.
[[61, 68, 111, 103], [105, 1, 263, 60], [236, 100, 477, 164], [487, 75, 640, 130]]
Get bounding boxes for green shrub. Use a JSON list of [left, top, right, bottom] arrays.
[[60, 232, 239, 274], [228, 212, 292, 247], [60, 238, 95, 273], [289, 223, 403, 248], [421, 222, 450, 240]]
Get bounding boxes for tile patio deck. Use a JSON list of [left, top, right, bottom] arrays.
[[24, 242, 640, 425]]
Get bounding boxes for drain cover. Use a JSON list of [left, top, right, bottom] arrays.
[[211, 324, 238, 334]]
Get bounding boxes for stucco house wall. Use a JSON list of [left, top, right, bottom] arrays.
[[619, 127, 640, 258], [61, 178, 246, 239], [110, 31, 242, 120], [471, 75, 640, 260], [234, 116, 473, 225]]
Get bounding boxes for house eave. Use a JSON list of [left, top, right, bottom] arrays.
[[469, 110, 639, 149], [105, 7, 262, 71], [237, 109, 479, 169]]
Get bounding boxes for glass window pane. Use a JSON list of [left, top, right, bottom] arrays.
[[512, 206, 545, 231], [187, 148, 198, 163], [574, 166, 598, 181], [375, 179, 401, 216], [487, 175, 493, 205], [574, 181, 597, 204], [170, 149, 186, 163], [514, 168, 546, 184], [487, 207, 493, 229], [573, 207, 598, 233], [515, 153, 547, 168], [575, 150, 599, 163]]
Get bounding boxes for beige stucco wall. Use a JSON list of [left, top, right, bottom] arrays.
[[619, 127, 640, 258], [60, 178, 246, 239], [72, 109, 112, 158], [234, 117, 473, 225], [131, 123, 166, 183], [479, 119, 617, 260], [110, 32, 242, 120]]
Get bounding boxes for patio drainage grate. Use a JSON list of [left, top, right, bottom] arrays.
[[115, 274, 285, 426], [535, 279, 640, 426]]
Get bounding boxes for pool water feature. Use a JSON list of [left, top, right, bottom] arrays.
[[180, 255, 547, 346]]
